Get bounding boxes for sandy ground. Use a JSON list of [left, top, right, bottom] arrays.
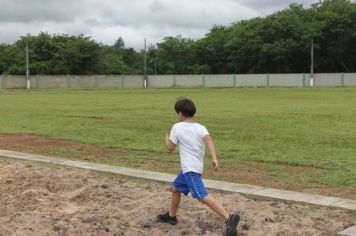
[[0, 157, 354, 236], [1, 134, 355, 200]]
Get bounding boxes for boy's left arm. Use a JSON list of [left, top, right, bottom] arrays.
[[204, 135, 219, 171]]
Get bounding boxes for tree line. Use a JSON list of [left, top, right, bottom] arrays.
[[0, 0, 355, 75]]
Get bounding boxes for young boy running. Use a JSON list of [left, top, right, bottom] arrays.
[[157, 98, 240, 236]]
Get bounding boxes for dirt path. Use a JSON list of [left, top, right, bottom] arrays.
[[0, 157, 354, 236], [0, 134, 355, 200]]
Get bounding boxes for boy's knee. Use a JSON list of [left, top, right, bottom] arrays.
[[199, 196, 210, 204], [170, 186, 179, 194]]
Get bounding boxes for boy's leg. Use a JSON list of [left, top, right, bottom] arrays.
[[184, 172, 240, 235], [169, 187, 181, 217], [201, 196, 240, 236], [200, 196, 229, 221], [183, 172, 229, 220], [169, 172, 189, 217], [157, 172, 189, 225]]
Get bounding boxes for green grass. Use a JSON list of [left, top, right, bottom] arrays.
[[351, 211, 356, 220], [0, 88, 355, 195]]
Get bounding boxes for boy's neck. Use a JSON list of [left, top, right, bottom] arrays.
[[182, 117, 194, 122]]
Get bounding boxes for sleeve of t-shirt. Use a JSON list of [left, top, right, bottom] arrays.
[[200, 125, 209, 138], [169, 124, 179, 144]]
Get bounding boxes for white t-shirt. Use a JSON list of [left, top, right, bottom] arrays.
[[169, 121, 209, 174]]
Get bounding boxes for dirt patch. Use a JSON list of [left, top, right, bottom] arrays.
[[0, 134, 355, 200], [0, 133, 130, 161], [0, 157, 354, 236], [249, 159, 329, 172]]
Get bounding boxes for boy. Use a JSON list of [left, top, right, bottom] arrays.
[[157, 98, 240, 236]]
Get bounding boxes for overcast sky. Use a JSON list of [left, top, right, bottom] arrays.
[[0, 0, 318, 50]]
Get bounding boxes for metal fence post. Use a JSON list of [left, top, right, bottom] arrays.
[[121, 75, 125, 88], [202, 75, 206, 87], [340, 73, 345, 87], [66, 75, 71, 88], [144, 76, 148, 88], [302, 74, 306, 87], [233, 75, 237, 87], [36, 75, 41, 89], [266, 74, 270, 87], [0, 74, 3, 89], [172, 75, 176, 87], [95, 75, 100, 89], [1, 74, 6, 89]]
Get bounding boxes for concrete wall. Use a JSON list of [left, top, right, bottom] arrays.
[[70, 75, 96, 89], [0, 75, 27, 89], [98, 75, 124, 89], [122, 75, 144, 88], [0, 75, 144, 89], [205, 74, 235, 87], [344, 73, 356, 86], [314, 73, 341, 87], [236, 74, 267, 87], [148, 75, 174, 88], [1, 74, 355, 89], [30, 75, 69, 89], [269, 74, 308, 87], [175, 75, 205, 87]]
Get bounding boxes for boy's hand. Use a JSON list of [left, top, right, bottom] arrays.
[[212, 159, 219, 171]]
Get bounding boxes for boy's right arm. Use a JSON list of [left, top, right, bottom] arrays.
[[165, 124, 177, 153], [165, 133, 176, 153], [204, 135, 219, 171]]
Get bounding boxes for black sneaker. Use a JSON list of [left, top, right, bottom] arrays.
[[157, 212, 178, 225], [225, 213, 240, 236]]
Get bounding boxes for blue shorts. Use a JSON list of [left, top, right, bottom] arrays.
[[172, 172, 208, 200]]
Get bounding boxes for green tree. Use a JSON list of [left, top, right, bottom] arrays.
[[155, 35, 204, 74], [312, 0, 356, 72], [93, 45, 122, 74], [0, 0, 354, 75], [114, 37, 125, 49], [195, 25, 231, 74], [0, 44, 9, 74]]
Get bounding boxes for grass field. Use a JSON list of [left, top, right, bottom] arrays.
[[0, 88, 355, 198]]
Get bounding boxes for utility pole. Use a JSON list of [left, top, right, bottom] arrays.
[[26, 34, 30, 89], [310, 39, 314, 87], [144, 37, 147, 88]]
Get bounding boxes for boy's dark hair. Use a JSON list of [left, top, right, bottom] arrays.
[[174, 98, 196, 117]]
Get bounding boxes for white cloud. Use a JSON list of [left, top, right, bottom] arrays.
[[0, 0, 318, 49]]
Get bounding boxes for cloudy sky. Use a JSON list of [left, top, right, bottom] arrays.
[[0, 0, 318, 49]]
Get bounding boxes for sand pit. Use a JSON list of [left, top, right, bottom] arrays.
[[0, 157, 354, 236]]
